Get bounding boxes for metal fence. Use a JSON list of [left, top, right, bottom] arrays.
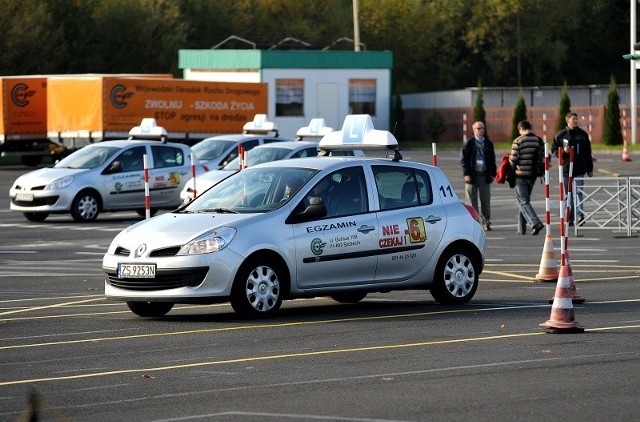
[[574, 176, 640, 237]]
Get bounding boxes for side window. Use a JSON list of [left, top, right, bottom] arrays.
[[152, 146, 184, 169], [117, 146, 146, 173], [290, 147, 318, 159], [306, 167, 367, 218], [372, 166, 432, 211]]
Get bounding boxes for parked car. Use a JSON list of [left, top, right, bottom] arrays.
[[10, 120, 206, 222], [103, 115, 486, 318], [180, 141, 320, 204], [190, 114, 291, 169]]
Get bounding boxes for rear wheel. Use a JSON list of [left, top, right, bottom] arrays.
[[331, 292, 367, 303], [71, 191, 100, 222], [23, 212, 49, 222], [430, 248, 479, 305], [126, 301, 174, 317], [231, 257, 284, 318], [136, 209, 158, 218]]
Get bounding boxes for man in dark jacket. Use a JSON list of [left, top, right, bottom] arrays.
[[461, 121, 497, 230], [551, 112, 594, 226], [510, 120, 544, 235]]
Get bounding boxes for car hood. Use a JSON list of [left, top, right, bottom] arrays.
[[114, 212, 255, 247], [15, 167, 86, 185]]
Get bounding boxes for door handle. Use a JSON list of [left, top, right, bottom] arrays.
[[357, 225, 376, 234], [425, 215, 442, 224]]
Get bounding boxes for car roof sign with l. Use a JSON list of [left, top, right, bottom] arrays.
[[318, 114, 401, 160]]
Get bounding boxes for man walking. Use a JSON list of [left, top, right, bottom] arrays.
[[552, 112, 594, 226], [461, 121, 496, 231], [510, 120, 544, 235]]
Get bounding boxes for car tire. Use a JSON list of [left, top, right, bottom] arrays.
[[231, 257, 284, 318], [331, 292, 367, 303], [430, 247, 479, 305], [126, 301, 174, 317], [136, 209, 158, 218], [23, 212, 49, 222], [71, 190, 100, 222]]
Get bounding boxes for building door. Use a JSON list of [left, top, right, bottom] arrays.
[[316, 83, 339, 130]]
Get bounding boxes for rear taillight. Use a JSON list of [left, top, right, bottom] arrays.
[[463, 202, 480, 223]]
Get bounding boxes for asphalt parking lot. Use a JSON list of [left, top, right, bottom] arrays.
[[1, 149, 639, 421]]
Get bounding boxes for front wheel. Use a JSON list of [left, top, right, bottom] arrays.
[[126, 301, 174, 317], [430, 248, 479, 305], [231, 258, 284, 318], [23, 212, 49, 222], [71, 191, 100, 222]]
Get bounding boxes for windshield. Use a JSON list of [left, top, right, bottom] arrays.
[[54, 145, 120, 169], [184, 167, 317, 213], [222, 147, 293, 170], [191, 139, 235, 160]]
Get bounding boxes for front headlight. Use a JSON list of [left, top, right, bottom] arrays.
[[177, 227, 237, 255], [45, 176, 73, 190]]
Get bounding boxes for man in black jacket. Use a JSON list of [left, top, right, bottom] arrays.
[[510, 120, 544, 235], [552, 112, 594, 226], [461, 121, 497, 231]]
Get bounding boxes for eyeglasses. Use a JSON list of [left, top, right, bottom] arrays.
[[473, 127, 485, 130]]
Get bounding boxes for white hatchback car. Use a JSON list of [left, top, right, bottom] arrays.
[[10, 138, 206, 222], [103, 115, 487, 318]]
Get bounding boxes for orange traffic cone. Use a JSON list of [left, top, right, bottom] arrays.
[[564, 252, 585, 304], [540, 264, 585, 334], [547, 252, 585, 304], [535, 233, 558, 282], [621, 141, 632, 162]]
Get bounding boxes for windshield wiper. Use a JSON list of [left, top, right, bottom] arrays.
[[197, 208, 238, 214]]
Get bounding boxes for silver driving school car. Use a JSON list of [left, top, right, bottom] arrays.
[[103, 115, 487, 318], [10, 120, 206, 222]]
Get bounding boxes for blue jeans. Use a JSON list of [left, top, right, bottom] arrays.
[[515, 177, 541, 233], [563, 176, 585, 222]]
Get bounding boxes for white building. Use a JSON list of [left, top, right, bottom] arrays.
[[179, 49, 393, 138]]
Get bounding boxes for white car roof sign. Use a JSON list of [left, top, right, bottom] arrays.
[[318, 114, 401, 159], [243, 114, 279, 136], [128, 118, 168, 142], [296, 118, 333, 141]]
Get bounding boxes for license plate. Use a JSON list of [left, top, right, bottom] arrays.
[[118, 263, 156, 278], [16, 193, 34, 202]]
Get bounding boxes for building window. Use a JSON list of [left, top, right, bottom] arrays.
[[349, 79, 376, 115], [276, 79, 304, 116]]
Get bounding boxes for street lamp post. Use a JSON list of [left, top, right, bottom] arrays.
[[623, 0, 638, 145]]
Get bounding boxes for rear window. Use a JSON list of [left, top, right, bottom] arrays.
[[372, 166, 432, 210]]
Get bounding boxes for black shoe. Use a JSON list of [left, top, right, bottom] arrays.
[[568, 220, 574, 227], [483, 224, 491, 231], [577, 216, 585, 226], [531, 223, 544, 235]]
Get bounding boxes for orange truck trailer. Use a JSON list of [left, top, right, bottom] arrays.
[[47, 76, 268, 151], [0, 76, 50, 165]]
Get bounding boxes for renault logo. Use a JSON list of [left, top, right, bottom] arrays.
[[136, 244, 147, 257]]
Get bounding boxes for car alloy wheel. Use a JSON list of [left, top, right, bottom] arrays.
[[71, 191, 100, 222], [231, 258, 283, 318], [430, 248, 479, 305]]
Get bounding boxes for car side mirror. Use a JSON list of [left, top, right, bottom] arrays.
[[285, 197, 327, 224]]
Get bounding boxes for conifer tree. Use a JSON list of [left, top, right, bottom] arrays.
[[511, 91, 527, 140], [603, 75, 623, 146], [474, 81, 487, 138], [556, 82, 572, 131]]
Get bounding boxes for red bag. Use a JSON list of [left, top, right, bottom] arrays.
[[495, 154, 511, 184]]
